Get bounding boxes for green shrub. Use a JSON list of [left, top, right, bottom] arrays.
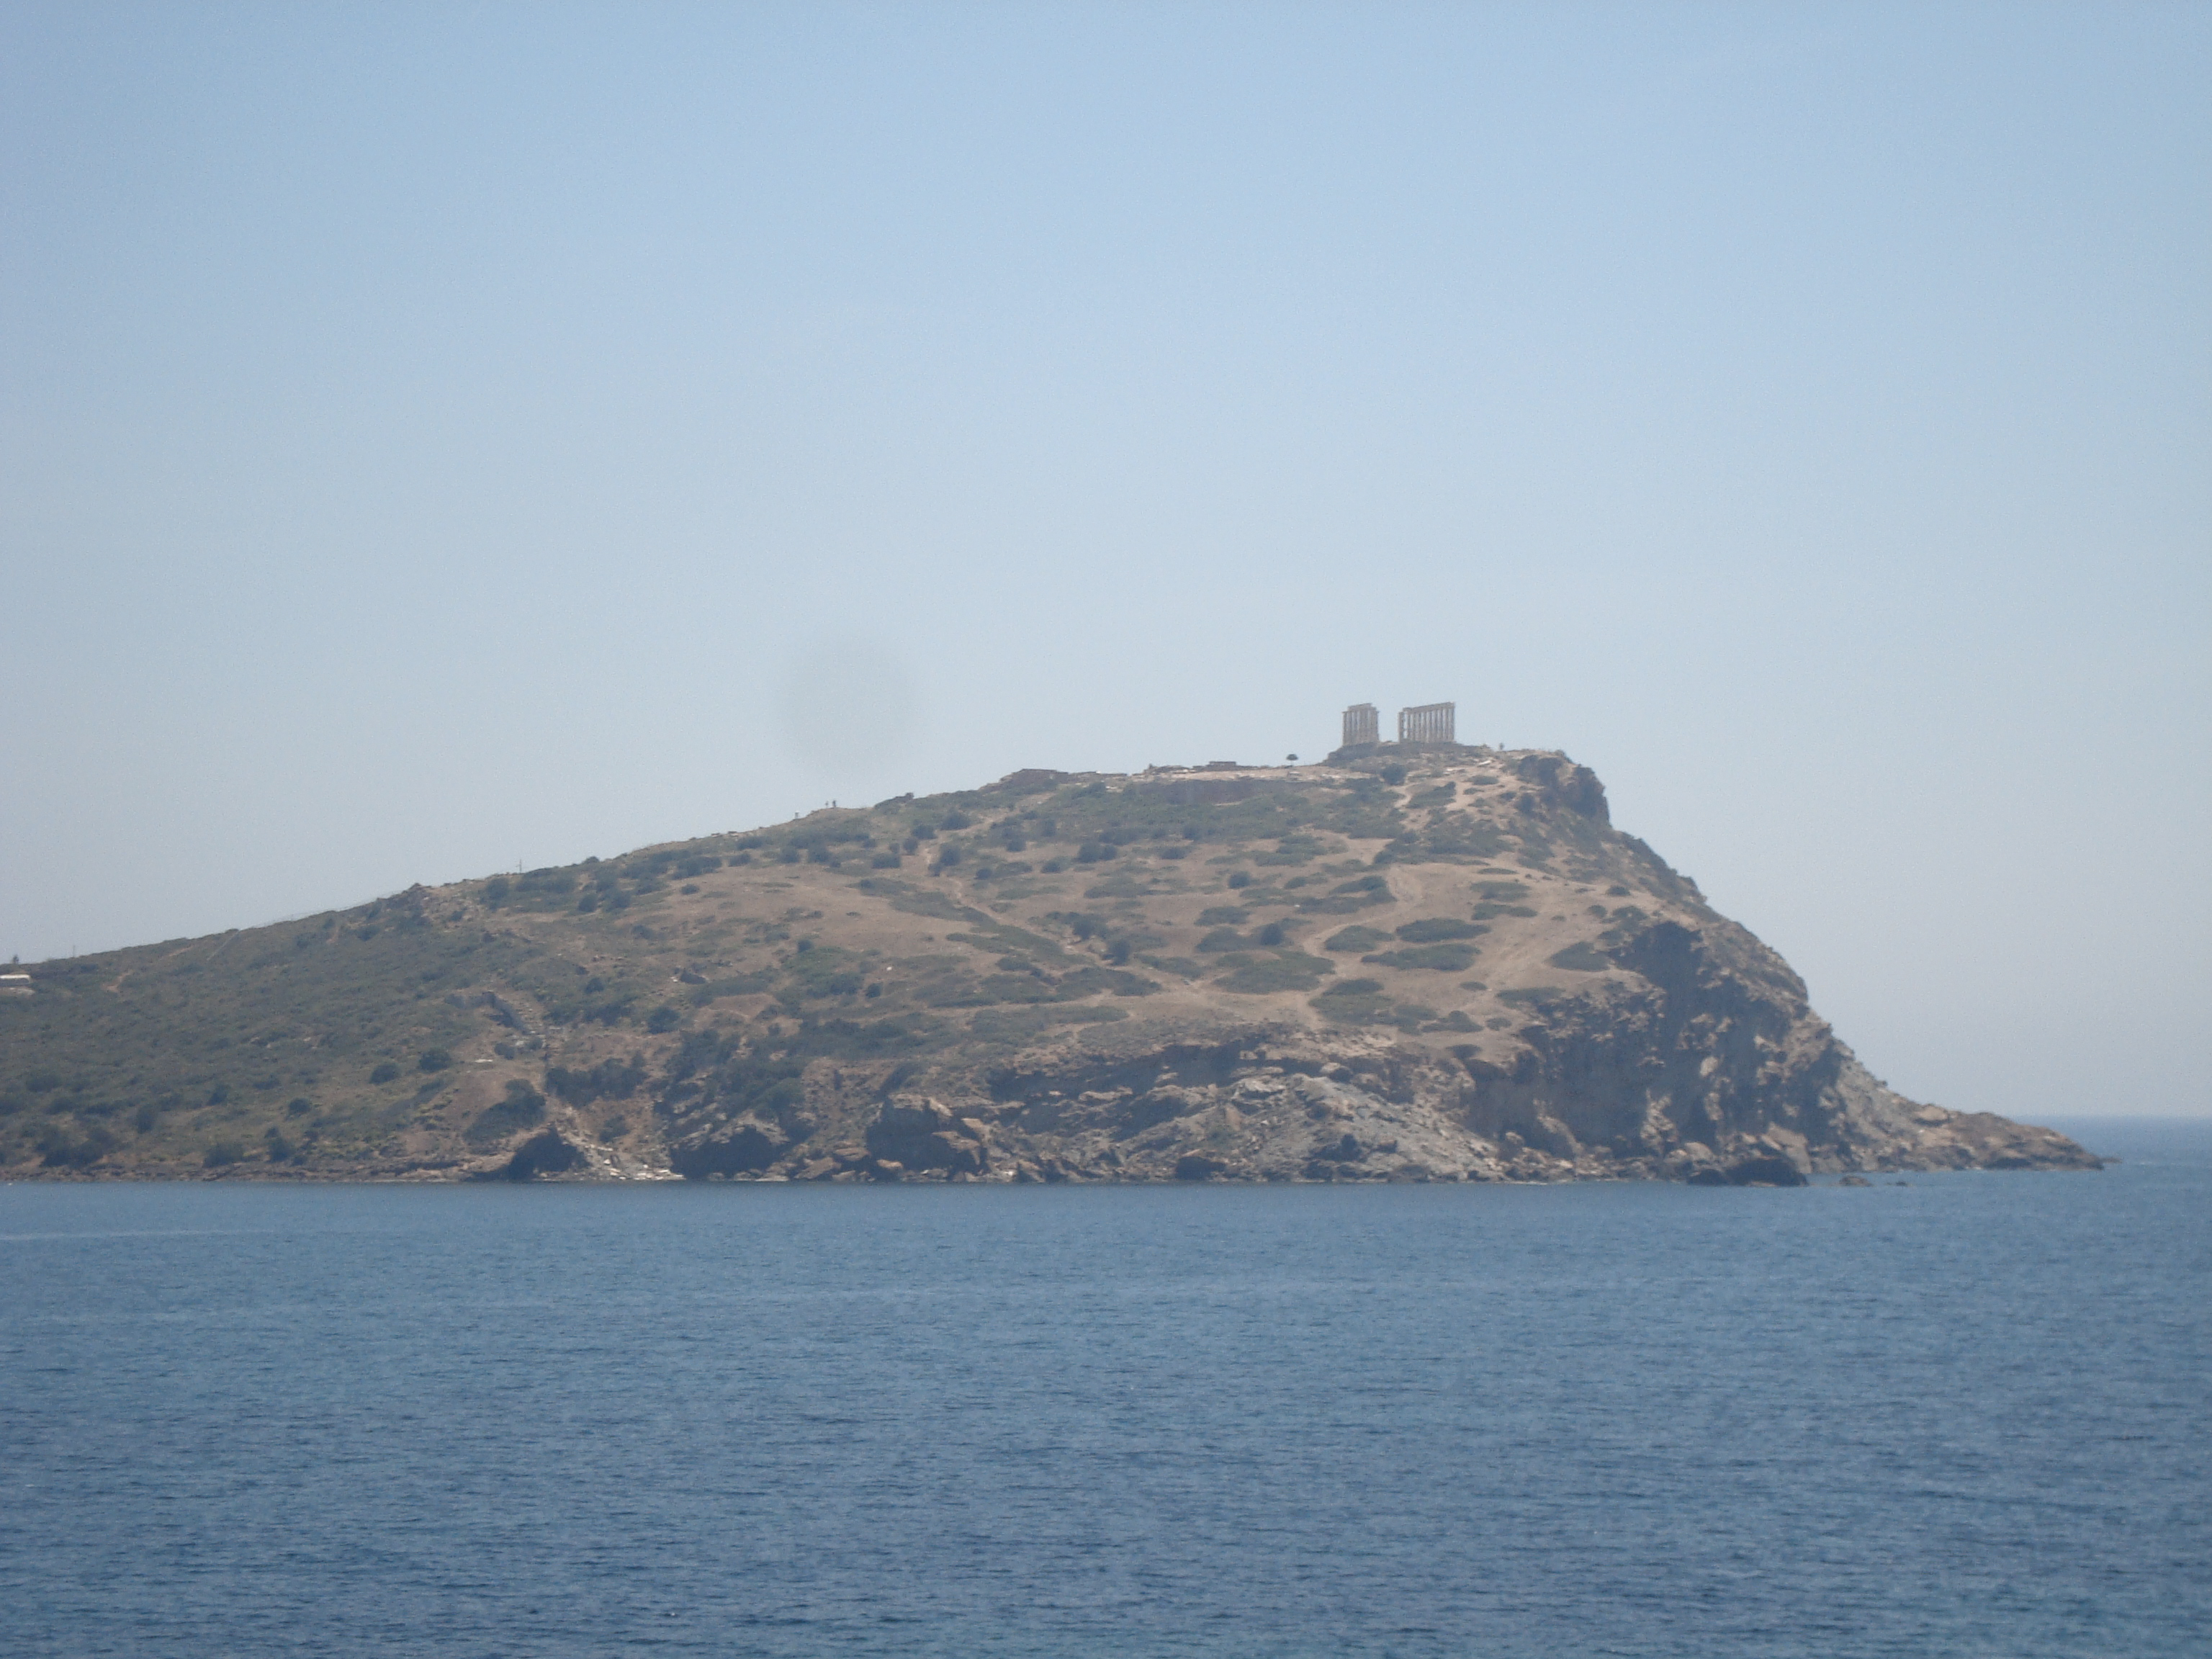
[[1317, 976, 1384, 998], [545, 1057, 644, 1107], [37, 1126, 118, 1168], [1197, 928, 1249, 953], [1197, 906, 1248, 926], [1378, 764, 1407, 785], [1547, 943, 1612, 972], [418, 1048, 454, 1072], [1226, 871, 1252, 889], [1310, 978, 1388, 1021], [369, 1062, 400, 1084], [646, 1004, 682, 1033], [1324, 926, 1390, 952], [1298, 873, 1393, 914], [1362, 943, 1478, 972], [202, 1142, 244, 1168], [464, 1080, 547, 1146], [1395, 918, 1483, 943], [1218, 952, 1334, 994], [284, 1097, 313, 1116]]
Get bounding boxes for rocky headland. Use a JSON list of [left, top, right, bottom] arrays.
[[1, 744, 2098, 1184]]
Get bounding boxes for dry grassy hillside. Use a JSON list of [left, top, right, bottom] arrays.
[[1, 745, 2095, 1182]]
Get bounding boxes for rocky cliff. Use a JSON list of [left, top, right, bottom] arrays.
[[0, 745, 2097, 1183]]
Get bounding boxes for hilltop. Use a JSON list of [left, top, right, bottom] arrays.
[[1, 745, 2096, 1184]]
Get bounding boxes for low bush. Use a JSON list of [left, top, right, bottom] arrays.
[[464, 1080, 547, 1146], [1324, 926, 1390, 952], [1395, 918, 1484, 943], [418, 1048, 454, 1072], [1362, 943, 1478, 972], [1226, 871, 1252, 889], [1317, 976, 1384, 998], [37, 1125, 119, 1168], [1547, 943, 1613, 972], [1218, 952, 1334, 994], [551, 1056, 647, 1106]]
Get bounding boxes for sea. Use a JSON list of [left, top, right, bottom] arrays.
[[2, 1118, 2205, 1659]]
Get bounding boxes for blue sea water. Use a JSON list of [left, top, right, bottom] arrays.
[[1, 1119, 2206, 1659]]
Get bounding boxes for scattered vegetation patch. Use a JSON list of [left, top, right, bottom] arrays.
[[1362, 943, 1479, 973], [1217, 952, 1334, 995], [1394, 918, 1485, 943], [544, 1057, 645, 1107], [1298, 875, 1393, 915], [1323, 926, 1390, 953], [1547, 943, 1613, 972], [464, 1081, 547, 1146]]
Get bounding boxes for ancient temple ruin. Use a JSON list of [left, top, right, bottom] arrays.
[[1397, 701, 1455, 744], [1341, 703, 1380, 748]]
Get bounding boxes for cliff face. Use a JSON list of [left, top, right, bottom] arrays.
[[0, 745, 2096, 1183]]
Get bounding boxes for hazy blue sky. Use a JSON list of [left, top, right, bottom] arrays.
[[4, 2, 2206, 1120]]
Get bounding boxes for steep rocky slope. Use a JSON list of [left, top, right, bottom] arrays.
[[1, 745, 2097, 1183]]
